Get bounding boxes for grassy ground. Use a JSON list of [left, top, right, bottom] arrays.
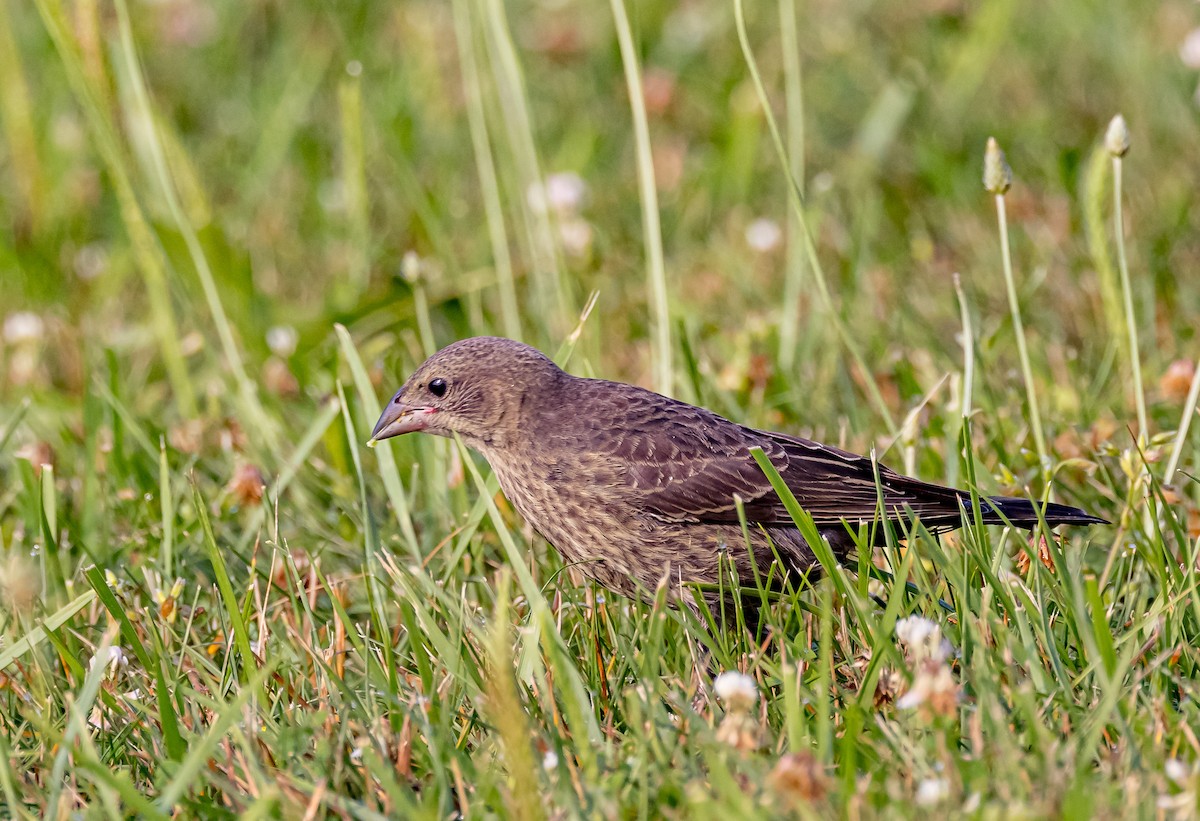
[[3, 0, 1200, 817]]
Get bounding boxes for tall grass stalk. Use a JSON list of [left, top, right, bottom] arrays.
[[484, 575, 547, 821], [733, 0, 897, 436], [777, 0, 806, 373], [403, 253, 437, 357], [337, 68, 370, 307], [480, 0, 569, 331], [1106, 115, 1148, 442], [1164, 358, 1200, 484], [954, 272, 975, 419], [0, 0, 45, 234], [453, 0, 522, 341], [33, 0, 196, 416], [985, 137, 1049, 482], [609, 0, 672, 396], [113, 0, 273, 442], [1082, 147, 1125, 342]]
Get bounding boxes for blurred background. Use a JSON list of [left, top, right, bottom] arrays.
[[3, 0, 1198, 425], [3, 1, 1200, 812]]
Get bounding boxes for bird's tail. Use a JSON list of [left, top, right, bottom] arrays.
[[975, 495, 1107, 528]]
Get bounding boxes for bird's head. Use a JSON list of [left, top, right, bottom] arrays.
[[368, 336, 564, 451]]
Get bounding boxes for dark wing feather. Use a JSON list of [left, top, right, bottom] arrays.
[[761, 432, 968, 528], [574, 380, 968, 529]]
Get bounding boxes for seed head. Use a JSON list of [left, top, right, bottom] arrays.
[[1105, 114, 1130, 157], [983, 137, 1013, 194], [401, 251, 422, 284]]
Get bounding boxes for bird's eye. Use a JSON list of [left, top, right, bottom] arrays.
[[428, 378, 448, 398]]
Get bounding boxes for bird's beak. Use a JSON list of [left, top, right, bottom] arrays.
[[367, 401, 436, 447]]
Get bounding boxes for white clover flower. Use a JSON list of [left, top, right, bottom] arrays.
[[713, 670, 758, 712], [3, 312, 44, 345], [527, 172, 587, 215], [543, 750, 559, 771], [266, 325, 298, 357], [1165, 758, 1194, 785], [745, 218, 782, 253], [895, 615, 936, 647], [895, 615, 953, 663], [545, 172, 587, 213], [1181, 28, 1200, 70], [915, 777, 950, 806], [73, 243, 108, 281]]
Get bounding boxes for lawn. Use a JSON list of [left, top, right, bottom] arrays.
[[2, 0, 1200, 817]]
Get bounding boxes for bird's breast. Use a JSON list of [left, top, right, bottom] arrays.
[[489, 450, 634, 557]]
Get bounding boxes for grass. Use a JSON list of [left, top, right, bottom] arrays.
[[2, 0, 1200, 817]]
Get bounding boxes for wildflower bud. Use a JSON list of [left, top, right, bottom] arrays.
[[983, 137, 1013, 194], [401, 251, 422, 284], [1105, 114, 1130, 157]]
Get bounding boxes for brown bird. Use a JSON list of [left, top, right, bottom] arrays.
[[369, 337, 1103, 610]]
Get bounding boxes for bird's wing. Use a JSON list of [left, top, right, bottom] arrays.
[[758, 432, 967, 528], [583, 383, 965, 528]]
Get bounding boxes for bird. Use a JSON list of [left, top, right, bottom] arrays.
[[368, 336, 1104, 613]]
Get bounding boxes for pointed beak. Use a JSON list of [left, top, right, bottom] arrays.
[[367, 400, 437, 447]]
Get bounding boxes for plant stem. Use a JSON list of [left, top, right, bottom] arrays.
[[995, 193, 1049, 482], [453, 0, 521, 341], [777, 0, 806, 373], [1112, 155, 1148, 442], [1164, 358, 1200, 484], [610, 0, 672, 396], [733, 0, 897, 436]]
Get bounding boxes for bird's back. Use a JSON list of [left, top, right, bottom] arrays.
[[521, 374, 1101, 534]]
